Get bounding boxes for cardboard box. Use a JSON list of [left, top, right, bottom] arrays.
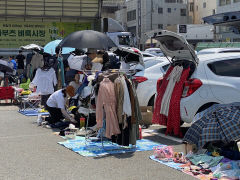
[[140, 106, 153, 125]]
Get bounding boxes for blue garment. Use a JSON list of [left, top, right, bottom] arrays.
[[77, 75, 89, 95], [9, 59, 17, 70]]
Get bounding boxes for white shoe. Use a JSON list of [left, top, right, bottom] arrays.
[[89, 124, 97, 131]]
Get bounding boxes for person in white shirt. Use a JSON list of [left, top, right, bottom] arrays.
[[69, 74, 81, 94], [46, 85, 77, 125], [69, 74, 82, 106]]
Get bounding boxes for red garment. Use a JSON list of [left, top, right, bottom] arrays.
[[166, 67, 190, 137], [152, 66, 174, 125]]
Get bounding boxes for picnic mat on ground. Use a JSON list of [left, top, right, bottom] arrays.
[[58, 136, 162, 157], [18, 109, 49, 116], [150, 155, 215, 180]]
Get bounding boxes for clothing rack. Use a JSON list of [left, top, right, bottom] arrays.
[[82, 69, 138, 151]]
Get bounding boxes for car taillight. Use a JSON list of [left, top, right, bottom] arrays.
[[133, 76, 148, 83], [182, 78, 202, 98]]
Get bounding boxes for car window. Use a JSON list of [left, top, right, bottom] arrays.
[[219, 50, 240, 53], [208, 58, 240, 77], [162, 64, 170, 72], [197, 51, 214, 55], [143, 54, 153, 57]]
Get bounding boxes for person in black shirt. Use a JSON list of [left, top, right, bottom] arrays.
[[16, 50, 25, 75]]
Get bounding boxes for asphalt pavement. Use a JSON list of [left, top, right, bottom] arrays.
[[0, 104, 195, 180]]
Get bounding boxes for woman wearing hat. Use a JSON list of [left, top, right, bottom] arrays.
[[46, 85, 77, 125]]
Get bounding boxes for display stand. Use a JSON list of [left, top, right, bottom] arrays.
[[81, 69, 138, 152]]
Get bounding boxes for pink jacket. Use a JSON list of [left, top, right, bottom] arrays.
[[96, 78, 121, 138]]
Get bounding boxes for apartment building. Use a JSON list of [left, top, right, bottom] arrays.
[[116, 0, 189, 48], [102, 0, 126, 18], [188, 0, 217, 24], [214, 0, 240, 41], [217, 0, 240, 13]]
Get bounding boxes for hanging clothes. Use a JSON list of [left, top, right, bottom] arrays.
[[166, 67, 191, 137], [121, 77, 132, 117], [152, 66, 174, 125], [160, 66, 183, 116], [96, 78, 121, 139], [125, 78, 136, 124], [32, 68, 57, 95], [114, 76, 124, 124], [31, 53, 44, 72]]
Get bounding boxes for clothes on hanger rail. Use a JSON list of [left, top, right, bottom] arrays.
[[96, 77, 121, 139]]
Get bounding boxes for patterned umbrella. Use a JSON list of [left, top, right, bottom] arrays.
[[183, 102, 240, 149], [20, 44, 43, 51]]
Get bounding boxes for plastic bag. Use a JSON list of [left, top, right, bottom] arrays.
[[213, 161, 240, 179]]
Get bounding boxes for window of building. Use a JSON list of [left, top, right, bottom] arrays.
[[196, 5, 198, 11], [127, 10, 136, 21], [219, 0, 225, 6], [177, 0, 183, 3], [167, 8, 171, 13], [180, 9, 186, 16], [234, 0, 240, 2], [158, 24, 163, 29], [203, 2, 206, 8], [179, 25, 187, 33], [208, 58, 240, 77], [158, 7, 163, 14], [165, 0, 176, 3], [219, 0, 231, 6], [190, 2, 194, 12]]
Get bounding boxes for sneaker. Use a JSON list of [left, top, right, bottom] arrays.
[[43, 124, 52, 129], [89, 124, 98, 131]]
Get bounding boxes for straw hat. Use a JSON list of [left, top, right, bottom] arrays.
[[92, 54, 103, 63], [66, 85, 75, 97]]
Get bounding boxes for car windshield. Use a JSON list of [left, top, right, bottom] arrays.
[[118, 35, 131, 46]]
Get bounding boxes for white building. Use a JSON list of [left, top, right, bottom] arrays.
[[201, 0, 240, 41], [116, 0, 189, 49], [216, 0, 240, 41], [187, 0, 217, 24], [217, 0, 240, 13]]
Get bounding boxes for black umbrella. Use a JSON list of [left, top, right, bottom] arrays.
[[0, 59, 13, 73], [59, 30, 117, 49]]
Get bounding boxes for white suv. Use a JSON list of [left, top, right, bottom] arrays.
[[143, 30, 240, 123]]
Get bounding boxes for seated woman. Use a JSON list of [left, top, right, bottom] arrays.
[[46, 85, 77, 126], [69, 74, 82, 106]]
